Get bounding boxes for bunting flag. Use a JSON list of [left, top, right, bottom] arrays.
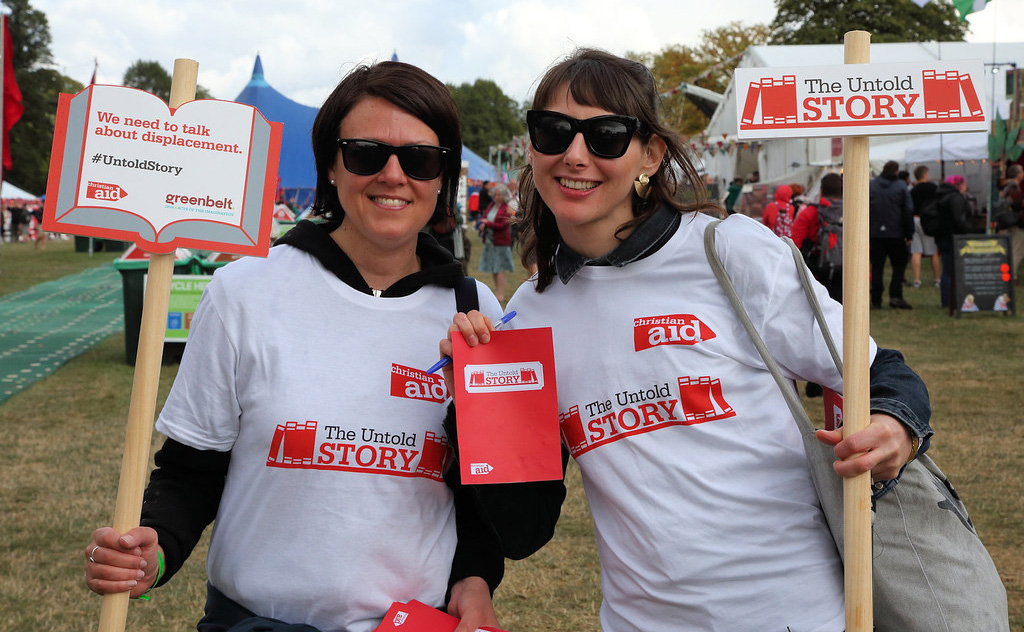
[[2, 14, 24, 171], [952, 0, 991, 20], [913, 0, 990, 20]]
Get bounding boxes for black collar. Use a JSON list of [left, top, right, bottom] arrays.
[[274, 219, 465, 297], [554, 206, 681, 284]]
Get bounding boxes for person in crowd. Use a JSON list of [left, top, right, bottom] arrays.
[[869, 160, 915, 309], [724, 176, 743, 214], [442, 48, 932, 631], [31, 205, 47, 250], [476, 184, 515, 303], [474, 181, 493, 223], [760, 183, 795, 237], [909, 166, 940, 289], [935, 174, 973, 310], [791, 172, 844, 303], [83, 60, 504, 632], [1000, 163, 1023, 282]]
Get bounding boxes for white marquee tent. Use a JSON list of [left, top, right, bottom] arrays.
[[1, 181, 40, 202]]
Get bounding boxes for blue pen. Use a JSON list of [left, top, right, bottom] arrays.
[[425, 310, 517, 375]]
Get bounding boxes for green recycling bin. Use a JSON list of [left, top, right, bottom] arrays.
[[113, 247, 197, 365]]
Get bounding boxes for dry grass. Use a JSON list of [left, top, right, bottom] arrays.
[[0, 229, 1020, 631]]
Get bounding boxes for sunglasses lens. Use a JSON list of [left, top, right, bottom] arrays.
[[340, 141, 445, 180], [528, 111, 637, 158], [530, 113, 575, 154], [586, 119, 633, 158], [341, 141, 388, 176], [398, 145, 444, 180]]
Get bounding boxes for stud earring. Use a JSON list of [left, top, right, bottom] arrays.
[[633, 173, 652, 199], [330, 179, 336, 186]]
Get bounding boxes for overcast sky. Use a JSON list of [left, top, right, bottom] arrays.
[[34, 0, 1024, 108]]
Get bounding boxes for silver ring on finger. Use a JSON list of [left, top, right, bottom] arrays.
[[89, 545, 100, 564]]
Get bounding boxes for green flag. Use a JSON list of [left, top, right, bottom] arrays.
[[953, 0, 991, 21]]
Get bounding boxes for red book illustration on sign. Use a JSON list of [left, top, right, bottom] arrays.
[[922, 70, 983, 119], [452, 327, 561, 484], [740, 75, 797, 126]]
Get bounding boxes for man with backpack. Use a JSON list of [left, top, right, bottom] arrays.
[[868, 161, 915, 309], [792, 173, 844, 303], [761, 184, 796, 239]]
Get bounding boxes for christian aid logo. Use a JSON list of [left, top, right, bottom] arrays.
[[86, 180, 128, 202], [463, 361, 544, 393], [390, 363, 448, 403], [634, 314, 716, 351]]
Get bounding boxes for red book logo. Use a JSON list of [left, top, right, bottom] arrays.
[[677, 376, 735, 423], [633, 314, 716, 351], [267, 420, 317, 465], [922, 69, 983, 119], [559, 406, 588, 456], [741, 75, 798, 126]]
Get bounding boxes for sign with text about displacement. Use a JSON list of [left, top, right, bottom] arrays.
[[43, 85, 283, 255], [735, 60, 987, 140]]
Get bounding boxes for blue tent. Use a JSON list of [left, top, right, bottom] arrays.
[[234, 55, 318, 207], [235, 55, 498, 203], [463, 145, 497, 182]]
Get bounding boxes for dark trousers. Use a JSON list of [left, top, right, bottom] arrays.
[[938, 240, 955, 308], [869, 238, 909, 305]]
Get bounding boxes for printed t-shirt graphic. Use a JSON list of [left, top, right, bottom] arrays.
[[266, 363, 451, 480], [561, 313, 733, 458]]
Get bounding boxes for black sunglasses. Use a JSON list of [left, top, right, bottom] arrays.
[[526, 110, 647, 159], [336, 139, 449, 181]]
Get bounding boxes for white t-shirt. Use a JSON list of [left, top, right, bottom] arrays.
[[507, 212, 875, 632], [157, 244, 501, 632]]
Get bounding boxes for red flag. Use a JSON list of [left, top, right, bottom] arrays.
[[3, 15, 24, 171], [89, 58, 96, 85]]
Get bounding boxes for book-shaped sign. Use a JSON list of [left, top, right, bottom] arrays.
[[43, 85, 283, 255], [735, 60, 987, 139]]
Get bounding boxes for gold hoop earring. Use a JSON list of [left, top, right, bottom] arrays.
[[633, 173, 651, 199]]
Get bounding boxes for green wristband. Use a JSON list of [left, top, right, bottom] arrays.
[[136, 549, 164, 601]]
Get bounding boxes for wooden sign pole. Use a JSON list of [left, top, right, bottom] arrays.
[[98, 58, 199, 632], [841, 31, 873, 632]]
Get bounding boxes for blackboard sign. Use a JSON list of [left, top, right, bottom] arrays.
[[953, 234, 1015, 317]]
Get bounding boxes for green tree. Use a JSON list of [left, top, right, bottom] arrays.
[[5, 0, 82, 194], [769, 0, 968, 44], [448, 79, 524, 158], [636, 21, 770, 139], [122, 59, 214, 101]]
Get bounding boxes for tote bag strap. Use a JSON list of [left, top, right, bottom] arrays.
[[702, 219, 839, 432]]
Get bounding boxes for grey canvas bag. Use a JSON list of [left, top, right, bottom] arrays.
[[703, 219, 1008, 631]]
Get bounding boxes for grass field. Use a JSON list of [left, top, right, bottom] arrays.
[[0, 228, 1021, 631]]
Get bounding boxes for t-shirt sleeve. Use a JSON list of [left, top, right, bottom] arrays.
[[155, 278, 242, 451], [714, 215, 876, 392]]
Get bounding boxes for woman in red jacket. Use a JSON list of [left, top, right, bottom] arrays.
[[476, 184, 515, 302]]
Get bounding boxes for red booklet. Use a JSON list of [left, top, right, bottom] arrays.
[[373, 599, 509, 631], [452, 327, 562, 484]]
